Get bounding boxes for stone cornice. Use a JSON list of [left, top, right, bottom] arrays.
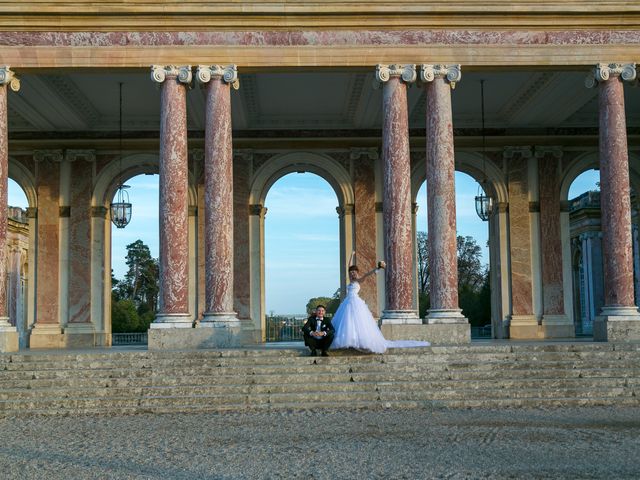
[[2, 2, 640, 30], [196, 65, 239, 90]]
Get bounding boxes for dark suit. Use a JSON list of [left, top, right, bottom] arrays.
[[301, 316, 335, 353]]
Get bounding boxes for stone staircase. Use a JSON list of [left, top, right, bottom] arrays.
[[1, 342, 639, 416]]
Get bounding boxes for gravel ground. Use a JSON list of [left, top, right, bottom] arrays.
[[0, 407, 638, 479]]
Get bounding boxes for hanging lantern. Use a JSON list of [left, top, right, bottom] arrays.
[[111, 184, 132, 228], [475, 184, 493, 222], [475, 79, 493, 222], [109, 82, 132, 228]]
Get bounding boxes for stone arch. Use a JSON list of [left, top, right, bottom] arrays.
[[8, 157, 37, 208], [410, 150, 508, 204], [561, 151, 640, 202], [92, 153, 197, 208], [247, 151, 354, 342], [249, 152, 354, 206], [560, 151, 600, 202]]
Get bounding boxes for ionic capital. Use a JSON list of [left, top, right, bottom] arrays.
[[585, 63, 637, 88], [375, 64, 417, 84], [34, 149, 64, 163], [503, 146, 533, 159], [65, 149, 96, 163], [349, 147, 379, 161], [0, 66, 20, 92], [196, 65, 239, 90], [420, 64, 462, 89], [150, 65, 193, 85], [534, 146, 563, 159]]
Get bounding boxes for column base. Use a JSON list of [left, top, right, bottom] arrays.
[[509, 315, 541, 339], [593, 306, 640, 342], [0, 322, 19, 352], [64, 323, 96, 348], [425, 308, 468, 325], [148, 321, 243, 350], [199, 312, 242, 347], [381, 322, 470, 345], [150, 313, 194, 329], [540, 314, 575, 338], [29, 324, 65, 349], [380, 310, 421, 325]]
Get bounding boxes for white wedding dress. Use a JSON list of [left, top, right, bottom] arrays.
[[331, 281, 430, 354]]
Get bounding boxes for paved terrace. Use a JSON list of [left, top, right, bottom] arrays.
[[0, 406, 638, 479]]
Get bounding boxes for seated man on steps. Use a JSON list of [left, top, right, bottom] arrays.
[[301, 305, 334, 357]]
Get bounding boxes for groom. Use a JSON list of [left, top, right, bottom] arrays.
[[301, 305, 334, 357]]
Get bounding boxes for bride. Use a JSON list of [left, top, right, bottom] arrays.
[[331, 256, 430, 354]]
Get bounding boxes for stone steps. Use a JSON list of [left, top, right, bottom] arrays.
[[2, 366, 639, 390], [1, 376, 638, 402], [1, 343, 639, 416]]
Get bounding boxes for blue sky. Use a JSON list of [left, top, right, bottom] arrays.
[[7, 167, 601, 315]]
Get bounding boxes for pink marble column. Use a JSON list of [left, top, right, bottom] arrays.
[[0, 67, 19, 330], [196, 65, 239, 325], [151, 65, 192, 325], [588, 64, 640, 319], [421, 64, 466, 324], [376, 64, 419, 324]]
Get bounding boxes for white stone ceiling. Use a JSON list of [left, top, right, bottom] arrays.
[[7, 70, 640, 133]]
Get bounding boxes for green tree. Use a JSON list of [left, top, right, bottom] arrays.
[[111, 299, 141, 333], [416, 232, 489, 324], [121, 240, 159, 314], [306, 296, 333, 315]]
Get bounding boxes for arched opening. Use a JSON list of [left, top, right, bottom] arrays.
[[415, 171, 492, 338], [7, 178, 31, 348], [263, 172, 340, 341], [110, 173, 159, 343]]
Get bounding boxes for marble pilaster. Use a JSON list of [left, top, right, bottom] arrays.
[[422, 64, 467, 328], [30, 149, 65, 348], [233, 151, 255, 342], [195, 64, 241, 347], [149, 65, 193, 340], [376, 64, 420, 325], [352, 148, 379, 317], [536, 147, 573, 337], [0, 67, 19, 352], [64, 150, 96, 346], [504, 146, 539, 338], [586, 63, 640, 341]]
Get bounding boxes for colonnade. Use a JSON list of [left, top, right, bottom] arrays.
[[0, 61, 638, 351]]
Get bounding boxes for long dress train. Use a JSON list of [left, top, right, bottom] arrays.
[[331, 281, 430, 354]]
